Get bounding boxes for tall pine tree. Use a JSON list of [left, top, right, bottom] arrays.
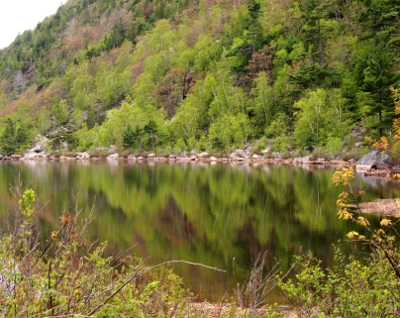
[[363, 45, 399, 136]]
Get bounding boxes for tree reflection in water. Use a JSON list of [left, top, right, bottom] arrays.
[[0, 161, 397, 302]]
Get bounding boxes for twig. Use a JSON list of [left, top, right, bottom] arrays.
[[87, 260, 226, 316]]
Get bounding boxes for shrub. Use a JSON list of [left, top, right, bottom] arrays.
[[280, 248, 400, 317], [279, 165, 400, 317], [0, 189, 190, 317]]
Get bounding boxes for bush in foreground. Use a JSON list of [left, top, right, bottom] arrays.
[[0, 189, 189, 317], [279, 166, 400, 317]]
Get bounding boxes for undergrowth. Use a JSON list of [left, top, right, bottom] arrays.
[[0, 187, 190, 317]]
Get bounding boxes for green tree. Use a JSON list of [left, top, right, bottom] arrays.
[[359, 0, 400, 46], [362, 45, 399, 136], [122, 124, 145, 152], [0, 118, 30, 155], [144, 120, 158, 152], [123, 124, 135, 149], [1, 118, 17, 155], [36, 108, 52, 135], [293, 88, 349, 150], [208, 113, 250, 150], [52, 99, 70, 127], [250, 72, 274, 137]]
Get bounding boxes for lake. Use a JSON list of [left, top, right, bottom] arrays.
[[0, 161, 397, 303]]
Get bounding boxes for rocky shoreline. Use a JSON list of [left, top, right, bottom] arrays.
[[0, 151, 355, 167], [1, 137, 396, 176]]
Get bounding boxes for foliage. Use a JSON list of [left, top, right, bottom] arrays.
[[362, 46, 399, 136], [280, 248, 400, 317], [0, 188, 191, 317], [0, 0, 399, 153], [279, 165, 400, 317], [0, 117, 30, 155], [293, 88, 350, 150]]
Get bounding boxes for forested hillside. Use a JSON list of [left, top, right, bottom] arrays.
[[0, 0, 399, 155]]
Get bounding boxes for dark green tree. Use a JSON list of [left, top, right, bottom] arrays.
[[227, 0, 264, 76], [123, 124, 134, 149], [363, 45, 399, 136], [1, 118, 17, 155], [144, 120, 158, 152], [359, 0, 400, 46], [0, 118, 30, 155], [123, 125, 145, 153], [299, 0, 330, 66]]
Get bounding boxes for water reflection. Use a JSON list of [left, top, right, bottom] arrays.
[[0, 161, 398, 302]]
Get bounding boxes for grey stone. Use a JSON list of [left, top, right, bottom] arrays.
[[197, 152, 209, 158], [356, 151, 392, 171], [76, 152, 90, 160], [107, 153, 119, 160], [233, 149, 246, 158], [261, 148, 271, 155]]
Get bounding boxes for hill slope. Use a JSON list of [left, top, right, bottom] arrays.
[[0, 0, 399, 155]]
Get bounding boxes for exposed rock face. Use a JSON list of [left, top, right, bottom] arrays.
[[21, 135, 50, 160], [356, 150, 393, 171]]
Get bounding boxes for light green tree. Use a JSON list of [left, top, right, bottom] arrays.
[[52, 99, 69, 127]]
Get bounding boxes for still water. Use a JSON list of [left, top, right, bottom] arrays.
[[0, 161, 397, 302]]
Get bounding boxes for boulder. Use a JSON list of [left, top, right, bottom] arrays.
[[294, 156, 310, 163], [107, 153, 119, 160], [21, 152, 43, 160], [356, 150, 392, 171], [261, 148, 271, 155], [22, 135, 50, 160], [59, 155, 75, 161], [197, 152, 209, 158], [231, 149, 247, 158], [76, 152, 90, 160], [176, 152, 187, 158]]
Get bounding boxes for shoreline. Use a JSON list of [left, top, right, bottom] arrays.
[[0, 152, 355, 167]]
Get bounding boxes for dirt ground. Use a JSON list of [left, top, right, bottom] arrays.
[[357, 198, 400, 217], [183, 302, 296, 317]]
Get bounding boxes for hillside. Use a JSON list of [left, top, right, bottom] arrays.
[[0, 0, 399, 156]]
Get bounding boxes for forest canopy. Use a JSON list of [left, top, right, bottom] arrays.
[[0, 0, 399, 155]]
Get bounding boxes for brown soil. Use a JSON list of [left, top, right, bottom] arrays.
[[184, 302, 296, 317], [357, 199, 400, 217], [357, 166, 400, 217]]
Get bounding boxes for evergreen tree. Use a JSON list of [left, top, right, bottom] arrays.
[[359, 0, 400, 46], [1, 118, 17, 155], [144, 120, 158, 152], [299, 0, 330, 66], [0, 118, 30, 155], [123, 124, 134, 149], [362, 45, 399, 136]]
